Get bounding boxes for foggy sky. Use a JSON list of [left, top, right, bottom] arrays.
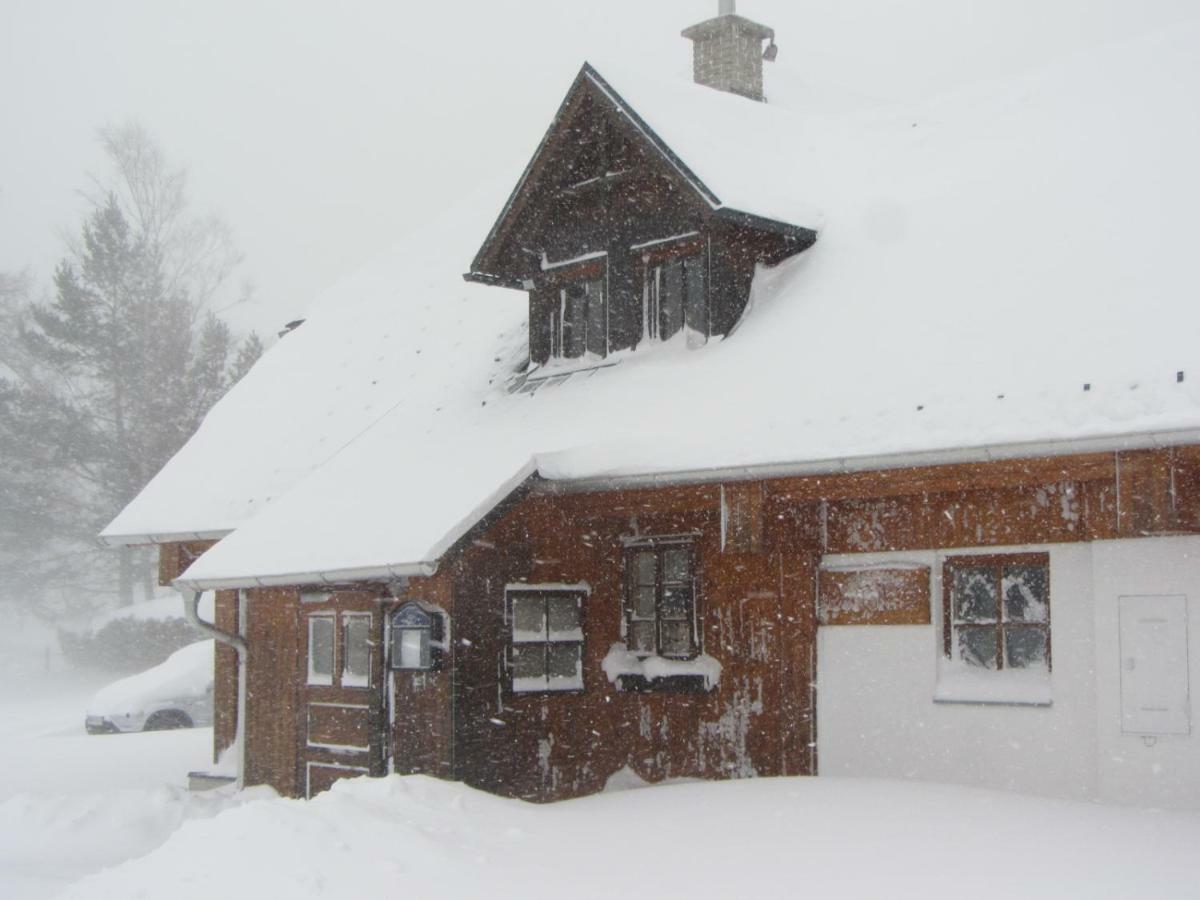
[[2, 0, 1196, 337]]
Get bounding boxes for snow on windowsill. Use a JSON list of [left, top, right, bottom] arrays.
[[602, 643, 722, 690], [934, 661, 1052, 707]]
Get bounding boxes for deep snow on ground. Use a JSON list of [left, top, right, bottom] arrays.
[[2, 653, 1199, 898], [0, 657, 253, 900], [58, 773, 1200, 900]]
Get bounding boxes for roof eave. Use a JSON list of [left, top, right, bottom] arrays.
[[97, 528, 233, 548], [535, 426, 1200, 494]]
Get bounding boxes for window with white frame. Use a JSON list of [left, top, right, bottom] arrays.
[[307, 615, 335, 686], [508, 589, 585, 693], [943, 553, 1051, 672], [342, 614, 372, 687]]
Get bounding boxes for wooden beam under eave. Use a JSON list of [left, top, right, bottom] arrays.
[[765, 453, 1119, 504]]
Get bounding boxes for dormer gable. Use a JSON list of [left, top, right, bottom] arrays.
[[465, 63, 816, 371]]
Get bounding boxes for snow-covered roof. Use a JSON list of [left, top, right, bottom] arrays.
[[105, 23, 1200, 589]]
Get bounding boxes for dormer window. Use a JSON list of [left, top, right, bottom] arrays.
[[552, 275, 607, 359], [644, 253, 707, 344]]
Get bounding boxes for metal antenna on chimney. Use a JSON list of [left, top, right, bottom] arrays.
[[719, 0, 736, 16]]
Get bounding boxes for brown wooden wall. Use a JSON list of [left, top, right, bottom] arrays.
[[188, 443, 1200, 802], [213, 589, 239, 761], [450, 484, 819, 803], [242, 587, 302, 795]]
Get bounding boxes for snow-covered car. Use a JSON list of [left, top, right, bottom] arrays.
[[85, 639, 214, 734]]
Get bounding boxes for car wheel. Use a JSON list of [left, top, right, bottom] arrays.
[[144, 710, 194, 731]]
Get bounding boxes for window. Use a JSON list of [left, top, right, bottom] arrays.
[[342, 614, 372, 687], [306, 610, 372, 688], [307, 615, 335, 686], [552, 277, 606, 359], [644, 255, 706, 344], [508, 589, 584, 693], [943, 553, 1050, 671], [625, 542, 698, 659]]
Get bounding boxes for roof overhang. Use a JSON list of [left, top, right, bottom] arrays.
[[97, 528, 233, 549], [535, 426, 1200, 494], [174, 559, 440, 593], [174, 425, 1200, 593]]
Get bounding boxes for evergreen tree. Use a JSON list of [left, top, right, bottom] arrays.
[[4, 126, 263, 613]]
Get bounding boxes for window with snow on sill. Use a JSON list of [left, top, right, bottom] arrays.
[[602, 643, 722, 692]]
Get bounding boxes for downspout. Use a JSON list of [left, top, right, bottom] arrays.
[[181, 587, 249, 790]]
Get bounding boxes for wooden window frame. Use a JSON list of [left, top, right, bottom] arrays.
[[942, 552, 1051, 672], [639, 238, 708, 344], [623, 539, 700, 660], [506, 588, 587, 695], [539, 259, 608, 361]]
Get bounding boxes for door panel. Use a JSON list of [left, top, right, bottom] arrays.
[[1119, 594, 1191, 736]]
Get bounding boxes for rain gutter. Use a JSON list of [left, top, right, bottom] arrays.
[[174, 560, 439, 594], [535, 427, 1200, 494]]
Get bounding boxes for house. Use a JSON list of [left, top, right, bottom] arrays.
[[102, 4, 1200, 808]]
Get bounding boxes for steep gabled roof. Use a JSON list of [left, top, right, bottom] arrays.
[[102, 30, 1200, 589], [466, 62, 818, 287]]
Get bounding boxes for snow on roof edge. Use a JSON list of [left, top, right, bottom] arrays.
[[174, 425, 1200, 591]]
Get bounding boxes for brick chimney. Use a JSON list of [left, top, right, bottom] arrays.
[[682, 1, 777, 102]]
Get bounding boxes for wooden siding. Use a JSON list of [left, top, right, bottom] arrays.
[[818, 566, 931, 626], [156, 540, 216, 586], [390, 575, 456, 779], [242, 588, 302, 796], [213, 589, 239, 760], [451, 484, 818, 802], [202, 444, 1200, 802]]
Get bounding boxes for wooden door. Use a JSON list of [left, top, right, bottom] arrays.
[[298, 593, 387, 798]]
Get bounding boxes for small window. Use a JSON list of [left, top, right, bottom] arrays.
[[509, 589, 585, 693], [307, 615, 335, 686], [644, 255, 706, 344], [943, 554, 1050, 672], [554, 277, 605, 359], [342, 614, 372, 688], [625, 542, 698, 659]]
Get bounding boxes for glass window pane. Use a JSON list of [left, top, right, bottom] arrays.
[[956, 625, 998, 669], [663, 547, 691, 584], [634, 551, 657, 586], [1002, 565, 1049, 623], [547, 595, 581, 637], [309, 617, 334, 679], [343, 617, 371, 683], [1005, 626, 1048, 669], [629, 621, 656, 653], [660, 259, 684, 340], [632, 586, 656, 620], [512, 644, 546, 680], [683, 256, 707, 339], [585, 278, 606, 357], [661, 587, 692, 621], [511, 595, 546, 641], [396, 627, 428, 670], [547, 643, 582, 681], [660, 621, 692, 657], [953, 567, 998, 622]]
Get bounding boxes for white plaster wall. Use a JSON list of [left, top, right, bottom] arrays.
[[1092, 536, 1200, 808], [817, 544, 1100, 802]]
